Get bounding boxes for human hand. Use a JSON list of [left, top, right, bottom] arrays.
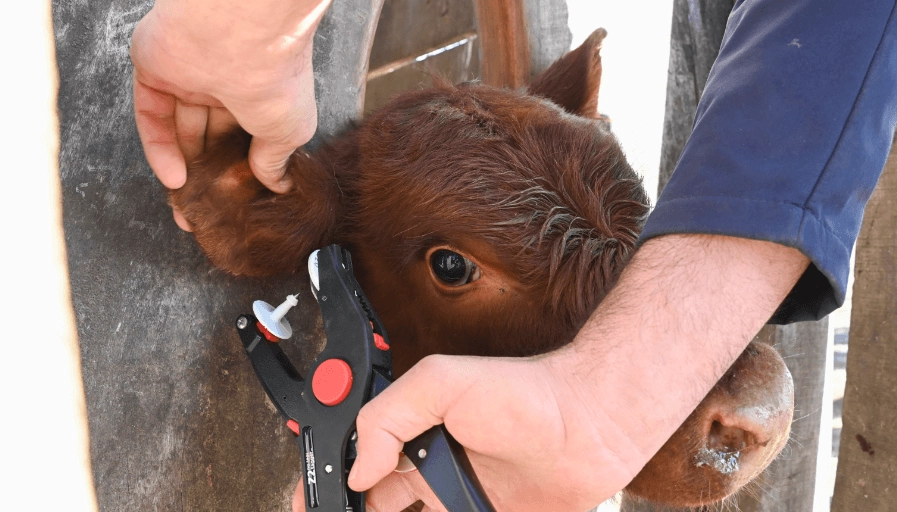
[[292, 353, 640, 512], [130, 0, 331, 229]]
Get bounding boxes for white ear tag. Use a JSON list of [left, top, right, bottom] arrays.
[[253, 294, 298, 340]]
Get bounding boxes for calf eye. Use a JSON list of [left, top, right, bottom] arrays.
[[430, 249, 480, 286]]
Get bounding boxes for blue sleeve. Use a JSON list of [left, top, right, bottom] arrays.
[[640, 0, 897, 323]]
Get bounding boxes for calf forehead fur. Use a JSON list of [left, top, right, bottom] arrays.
[[348, 82, 650, 326]]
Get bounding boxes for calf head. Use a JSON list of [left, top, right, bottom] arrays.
[[170, 29, 794, 508]]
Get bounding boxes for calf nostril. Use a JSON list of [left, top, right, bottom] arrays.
[[708, 419, 756, 452]]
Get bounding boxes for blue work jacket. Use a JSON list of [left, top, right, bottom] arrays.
[[640, 0, 897, 323]]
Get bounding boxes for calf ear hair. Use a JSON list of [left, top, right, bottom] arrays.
[[527, 27, 606, 119], [169, 130, 345, 277]]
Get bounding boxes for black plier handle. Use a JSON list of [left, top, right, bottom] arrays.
[[236, 244, 495, 512]]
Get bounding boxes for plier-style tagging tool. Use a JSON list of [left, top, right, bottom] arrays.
[[235, 244, 496, 512]]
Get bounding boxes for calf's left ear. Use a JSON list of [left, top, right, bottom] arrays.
[[528, 28, 606, 119]]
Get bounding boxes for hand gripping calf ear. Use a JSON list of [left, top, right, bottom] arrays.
[[168, 130, 347, 277]]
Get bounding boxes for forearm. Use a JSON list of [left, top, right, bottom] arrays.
[[642, 0, 897, 322], [550, 234, 809, 479], [151, 0, 331, 43]]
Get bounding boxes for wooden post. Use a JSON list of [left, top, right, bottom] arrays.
[[622, 0, 829, 509], [52, 1, 381, 509], [657, 0, 735, 191], [311, 0, 385, 140], [521, 0, 572, 77], [474, 0, 571, 87], [831, 137, 897, 511]]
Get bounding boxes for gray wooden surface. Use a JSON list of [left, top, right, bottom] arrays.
[[522, 0, 572, 77], [657, 0, 734, 192], [831, 139, 897, 511], [52, 0, 380, 510], [312, 0, 385, 141], [622, 0, 828, 510]]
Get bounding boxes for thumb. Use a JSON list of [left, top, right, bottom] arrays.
[[348, 355, 474, 492], [247, 135, 307, 193], [239, 66, 318, 193]]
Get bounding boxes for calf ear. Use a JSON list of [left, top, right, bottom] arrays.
[[528, 28, 607, 118], [170, 130, 345, 277]]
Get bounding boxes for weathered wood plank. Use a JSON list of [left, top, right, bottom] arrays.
[[657, 0, 734, 192], [473, 0, 571, 87], [363, 0, 480, 115], [521, 0, 572, 77], [831, 138, 897, 511], [474, 0, 530, 87], [52, 1, 381, 510], [365, 0, 570, 115], [364, 33, 480, 115], [312, 0, 385, 140], [368, 0, 477, 69]]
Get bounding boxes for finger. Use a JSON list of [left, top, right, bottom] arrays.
[[174, 100, 208, 165], [206, 106, 239, 146], [347, 416, 405, 491], [348, 356, 472, 491], [236, 61, 318, 193], [133, 72, 186, 189], [247, 136, 300, 193], [292, 479, 304, 512], [173, 208, 192, 232], [293, 472, 426, 512]]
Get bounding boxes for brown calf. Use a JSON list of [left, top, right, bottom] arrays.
[[171, 30, 793, 508]]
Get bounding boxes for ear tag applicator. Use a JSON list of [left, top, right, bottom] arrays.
[[236, 245, 496, 512]]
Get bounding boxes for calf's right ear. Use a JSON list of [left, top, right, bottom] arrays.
[[528, 28, 607, 119]]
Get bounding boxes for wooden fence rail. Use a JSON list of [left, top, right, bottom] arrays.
[[832, 136, 897, 511]]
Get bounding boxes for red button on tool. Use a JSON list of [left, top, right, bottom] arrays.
[[373, 333, 390, 351], [312, 359, 353, 406], [286, 419, 301, 435]]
